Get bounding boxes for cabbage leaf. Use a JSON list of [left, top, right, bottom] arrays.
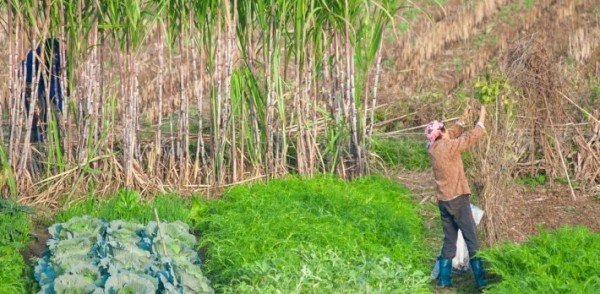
[[52, 273, 99, 294], [104, 272, 158, 293]]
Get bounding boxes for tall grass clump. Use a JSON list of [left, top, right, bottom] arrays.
[[0, 199, 32, 293], [372, 137, 430, 170], [197, 175, 431, 293], [479, 226, 600, 293]]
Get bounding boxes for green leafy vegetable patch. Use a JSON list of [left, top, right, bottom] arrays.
[[35, 216, 213, 294]]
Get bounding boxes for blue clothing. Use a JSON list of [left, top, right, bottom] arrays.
[[22, 38, 64, 112], [21, 38, 65, 142]]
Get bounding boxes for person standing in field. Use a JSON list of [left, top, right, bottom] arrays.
[[21, 38, 65, 142], [425, 105, 487, 290]]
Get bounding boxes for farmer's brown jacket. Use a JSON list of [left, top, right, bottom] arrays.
[[428, 124, 485, 201]]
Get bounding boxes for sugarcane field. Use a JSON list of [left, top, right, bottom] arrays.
[[1, 0, 599, 293]]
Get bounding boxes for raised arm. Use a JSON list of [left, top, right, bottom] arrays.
[[447, 105, 473, 138], [446, 106, 487, 154], [447, 124, 464, 139]]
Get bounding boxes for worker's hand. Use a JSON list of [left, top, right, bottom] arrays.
[[478, 106, 486, 125], [460, 105, 472, 122]]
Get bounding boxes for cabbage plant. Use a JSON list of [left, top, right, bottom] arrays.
[[35, 216, 213, 293]]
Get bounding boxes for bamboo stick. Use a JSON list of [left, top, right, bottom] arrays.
[[380, 116, 462, 137], [557, 90, 599, 123]]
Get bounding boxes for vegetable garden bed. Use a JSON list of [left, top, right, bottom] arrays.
[[6, 176, 599, 293], [35, 216, 213, 293], [0, 199, 32, 293], [197, 175, 432, 293], [480, 226, 600, 293]]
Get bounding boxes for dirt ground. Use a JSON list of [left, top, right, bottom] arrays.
[[23, 229, 51, 264], [500, 184, 600, 242]]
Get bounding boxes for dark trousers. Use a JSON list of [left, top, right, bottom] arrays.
[[439, 195, 479, 259]]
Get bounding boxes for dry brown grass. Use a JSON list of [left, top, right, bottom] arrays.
[[470, 36, 600, 245]]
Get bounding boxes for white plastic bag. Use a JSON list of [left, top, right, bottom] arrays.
[[452, 204, 484, 270], [431, 204, 484, 279]]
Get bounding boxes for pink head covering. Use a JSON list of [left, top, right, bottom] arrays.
[[424, 120, 445, 148]]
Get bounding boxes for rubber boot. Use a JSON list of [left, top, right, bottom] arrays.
[[470, 258, 487, 290], [437, 258, 453, 288]]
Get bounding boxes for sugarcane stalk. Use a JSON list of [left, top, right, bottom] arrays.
[[265, 14, 275, 177], [344, 2, 362, 176], [7, 5, 19, 166], [178, 33, 187, 182], [365, 47, 383, 173], [156, 22, 165, 177], [20, 1, 52, 174]]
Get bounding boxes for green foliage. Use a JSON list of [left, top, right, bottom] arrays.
[[372, 137, 430, 170], [0, 199, 32, 294], [474, 77, 503, 104], [474, 74, 516, 121], [523, 0, 537, 9], [56, 189, 190, 224], [198, 175, 431, 292], [553, 177, 578, 188], [0, 246, 28, 294], [399, 8, 421, 32], [515, 174, 547, 189], [471, 32, 498, 49], [397, 0, 447, 33], [497, 3, 520, 25], [479, 226, 600, 293], [0, 144, 17, 197], [454, 86, 469, 101], [0, 201, 31, 248], [496, 0, 536, 26], [188, 196, 208, 228], [36, 217, 213, 293]]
